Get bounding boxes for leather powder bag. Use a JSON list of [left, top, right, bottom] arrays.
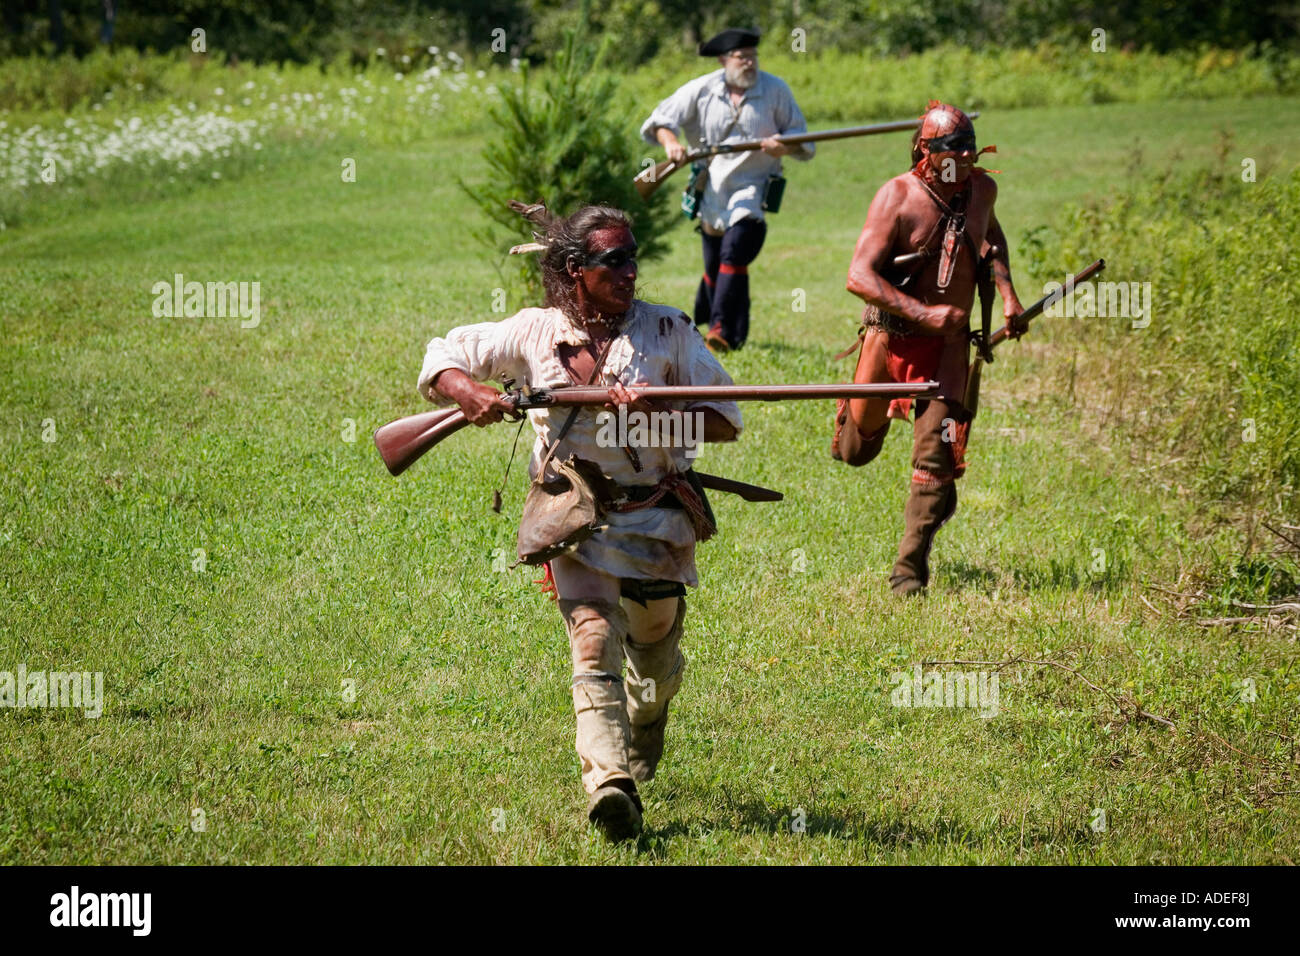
[[515, 334, 619, 566], [516, 453, 612, 565]]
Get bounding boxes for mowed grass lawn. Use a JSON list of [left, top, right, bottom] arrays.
[[2, 96, 1298, 864]]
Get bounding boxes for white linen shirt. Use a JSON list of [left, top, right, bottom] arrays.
[[640, 69, 814, 232], [418, 300, 744, 585]]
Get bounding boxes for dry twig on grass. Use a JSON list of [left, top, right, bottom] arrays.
[[919, 655, 1177, 729], [1264, 522, 1300, 553], [1231, 599, 1300, 614], [1197, 598, 1299, 631]]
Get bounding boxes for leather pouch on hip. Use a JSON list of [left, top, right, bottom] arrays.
[[516, 456, 612, 566], [681, 160, 708, 220], [762, 173, 786, 213]]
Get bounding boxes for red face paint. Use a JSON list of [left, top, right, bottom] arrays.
[[913, 101, 994, 185], [578, 226, 638, 317]]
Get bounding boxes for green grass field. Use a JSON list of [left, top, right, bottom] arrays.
[[2, 81, 1298, 863]]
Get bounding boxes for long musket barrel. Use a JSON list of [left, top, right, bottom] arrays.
[[963, 258, 1106, 418], [375, 381, 939, 476], [985, 258, 1106, 349], [500, 382, 939, 404], [634, 113, 979, 200]]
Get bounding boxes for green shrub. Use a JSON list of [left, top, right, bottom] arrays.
[[618, 43, 1300, 125], [461, 3, 678, 297]]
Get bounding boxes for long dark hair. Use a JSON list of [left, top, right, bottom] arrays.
[[509, 200, 633, 315]]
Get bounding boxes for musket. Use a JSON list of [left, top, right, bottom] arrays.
[[634, 113, 980, 200], [375, 381, 940, 476], [964, 258, 1106, 417]]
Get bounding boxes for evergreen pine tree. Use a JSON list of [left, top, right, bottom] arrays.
[[462, 0, 678, 297]]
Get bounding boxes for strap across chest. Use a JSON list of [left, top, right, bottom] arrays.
[[909, 174, 980, 290], [536, 333, 619, 480]]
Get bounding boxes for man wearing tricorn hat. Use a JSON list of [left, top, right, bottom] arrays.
[[641, 28, 815, 353], [834, 102, 1025, 595]]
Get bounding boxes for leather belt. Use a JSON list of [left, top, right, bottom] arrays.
[[615, 484, 683, 509]]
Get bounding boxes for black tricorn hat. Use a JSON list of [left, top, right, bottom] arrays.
[[698, 28, 761, 56]]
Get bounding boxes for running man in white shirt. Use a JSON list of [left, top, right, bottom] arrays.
[[419, 202, 742, 842], [641, 27, 815, 352]]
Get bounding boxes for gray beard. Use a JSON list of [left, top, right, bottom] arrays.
[[724, 64, 757, 89]]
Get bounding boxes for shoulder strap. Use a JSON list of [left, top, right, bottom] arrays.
[[534, 331, 619, 480], [974, 246, 997, 363], [700, 108, 743, 158]]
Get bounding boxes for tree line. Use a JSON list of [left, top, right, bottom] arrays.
[[4, 0, 1296, 62]]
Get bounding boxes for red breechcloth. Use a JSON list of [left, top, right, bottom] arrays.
[[883, 333, 946, 421]]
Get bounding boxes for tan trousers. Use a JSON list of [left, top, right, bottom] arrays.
[[552, 555, 684, 794]]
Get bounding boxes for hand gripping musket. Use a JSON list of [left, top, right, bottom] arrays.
[[832, 248, 989, 363], [963, 258, 1106, 417], [634, 113, 979, 200], [374, 381, 940, 477]]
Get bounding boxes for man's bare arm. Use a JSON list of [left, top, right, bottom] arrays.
[[760, 136, 810, 159], [654, 126, 687, 164], [432, 368, 514, 426], [985, 211, 1023, 318]]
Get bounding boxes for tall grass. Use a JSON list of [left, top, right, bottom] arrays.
[[621, 43, 1300, 123], [0, 47, 506, 133], [5, 41, 1297, 125], [0, 48, 507, 228], [1028, 159, 1300, 588]]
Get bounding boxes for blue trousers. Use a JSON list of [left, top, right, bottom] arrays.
[[693, 218, 767, 349]]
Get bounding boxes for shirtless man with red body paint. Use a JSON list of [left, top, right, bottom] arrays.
[[833, 102, 1025, 595]]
